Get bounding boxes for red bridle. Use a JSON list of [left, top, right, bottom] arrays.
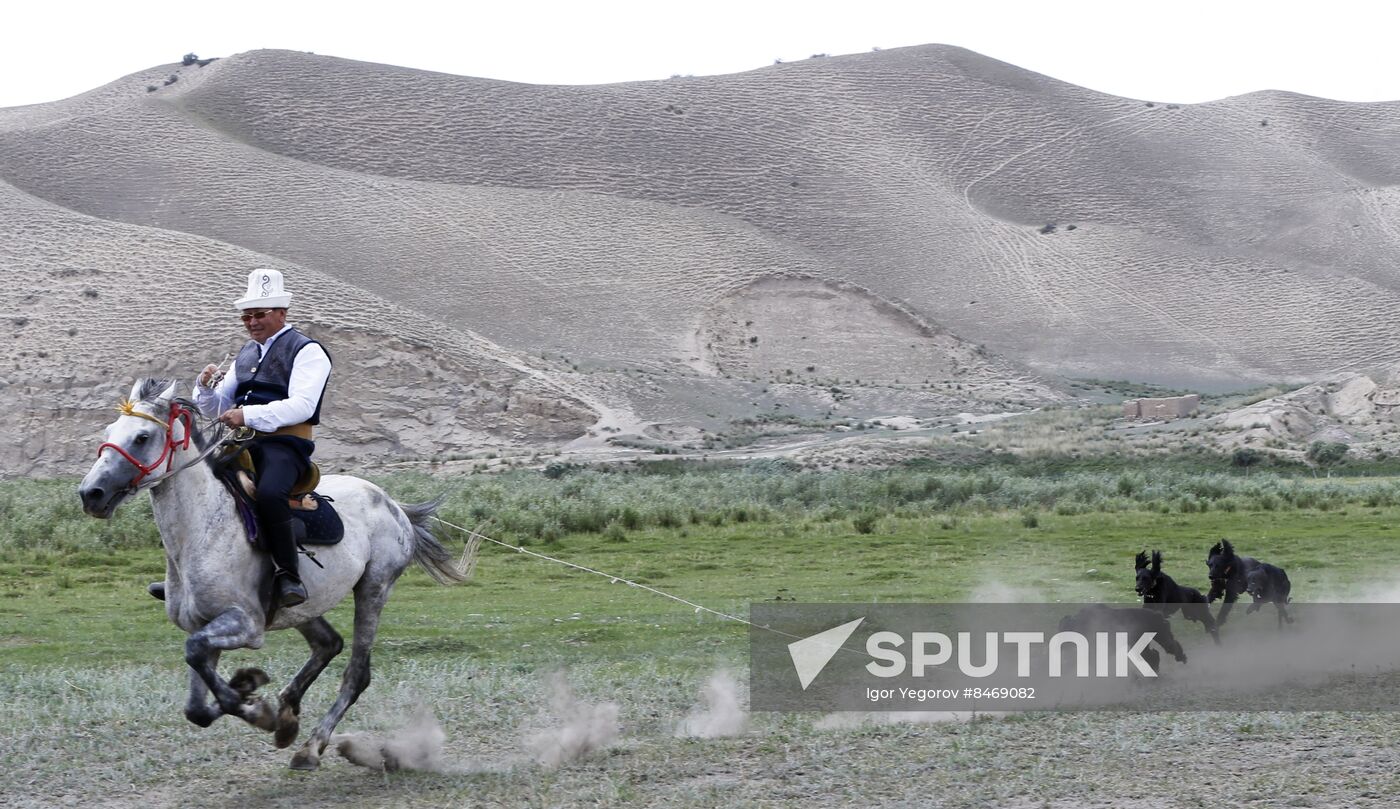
[[97, 401, 194, 489]]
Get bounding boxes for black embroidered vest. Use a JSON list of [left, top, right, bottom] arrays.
[[233, 328, 331, 425]]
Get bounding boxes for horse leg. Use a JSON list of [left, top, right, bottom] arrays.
[[290, 576, 395, 770], [185, 650, 223, 727], [185, 606, 278, 733], [274, 617, 345, 749]]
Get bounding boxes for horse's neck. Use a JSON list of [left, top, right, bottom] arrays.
[[150, 450, 241, 563]]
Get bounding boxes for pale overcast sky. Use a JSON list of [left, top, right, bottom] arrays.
[[3, 1, 1398, 108]]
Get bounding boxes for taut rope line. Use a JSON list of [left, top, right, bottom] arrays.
[[430, 515, 800, 638]]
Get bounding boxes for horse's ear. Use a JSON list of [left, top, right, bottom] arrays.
[[1209, 541, 1222, 557], [157, 380, 180, 402], [1135, 551, 1148, 569], [1152, 551, 1162, 572], [128, 379, 146, 403], [1222, 539, 1234, 556]]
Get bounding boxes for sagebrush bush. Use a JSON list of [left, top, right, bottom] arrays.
[[9, 462, 1400, 553], [0, 480, 157, 553]]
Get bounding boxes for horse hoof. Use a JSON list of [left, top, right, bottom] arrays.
[[275, 705, 300, 749], [229, 668, 270, 698], [289, 748, 320, 771]]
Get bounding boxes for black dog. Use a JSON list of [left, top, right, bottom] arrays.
[[1244, 562, 1294, 628], [1058, 604, 1187, 674], [1207, 539, 1293, 628], [1135, 550, 1220, 644]]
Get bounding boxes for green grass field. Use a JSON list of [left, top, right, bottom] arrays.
[[3, 466, 1399, 807]]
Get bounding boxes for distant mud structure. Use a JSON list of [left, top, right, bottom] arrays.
[[1122, 394, 1200, 421], [694, 276, 1006, 384]]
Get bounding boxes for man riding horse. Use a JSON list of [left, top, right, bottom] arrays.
[[150, 268, 331, 608], [82, 302, 459, 767]]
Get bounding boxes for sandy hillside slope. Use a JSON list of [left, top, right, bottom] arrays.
[[4, 45, 1400, 473], [0, 178, 592, 475]]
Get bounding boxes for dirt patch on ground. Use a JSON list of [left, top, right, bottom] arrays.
[[695, 276, 1027, 387]]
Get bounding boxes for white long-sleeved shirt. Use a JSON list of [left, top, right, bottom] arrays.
[[193, 324, 332, 432]]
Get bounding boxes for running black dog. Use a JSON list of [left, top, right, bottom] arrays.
[[1207, 539, 1293, 628], [1135, 550, 1220, 644], [1057, 604, 1187, 674], [1244, 562, 1294, 628]]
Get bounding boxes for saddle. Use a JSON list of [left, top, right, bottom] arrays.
[[213, 443, 344, 550], [228, 447, 322, 507]]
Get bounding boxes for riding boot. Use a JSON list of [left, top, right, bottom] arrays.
[[266, 518, 308, 608], [148, 582, 166, 601]]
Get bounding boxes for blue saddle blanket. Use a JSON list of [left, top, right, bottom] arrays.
[[290, 494, 345, 546]]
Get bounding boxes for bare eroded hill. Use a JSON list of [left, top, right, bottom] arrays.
[[4, 45, 1399, 473]]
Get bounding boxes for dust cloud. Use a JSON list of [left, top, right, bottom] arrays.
[[677, 670, 749, 738], [524, 671, 620, 768]]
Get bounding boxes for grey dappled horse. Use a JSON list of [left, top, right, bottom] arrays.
[[78, 378, 465, 769]]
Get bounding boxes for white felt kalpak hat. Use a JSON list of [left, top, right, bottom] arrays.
[[234, 268, 293, 310]]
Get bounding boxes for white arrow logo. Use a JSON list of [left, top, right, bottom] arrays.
[[787, 617, 865, 690]]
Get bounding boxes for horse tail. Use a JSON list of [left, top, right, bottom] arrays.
[[398, 497, 468, 585]]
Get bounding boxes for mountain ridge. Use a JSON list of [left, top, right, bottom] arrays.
[[5, 44, 1399, 474]]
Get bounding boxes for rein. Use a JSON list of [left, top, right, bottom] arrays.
[[97, 399, 228, 491]]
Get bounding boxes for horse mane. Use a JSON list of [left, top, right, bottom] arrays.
[[133, 377, 178, 403], [172, 397, 213, 452]]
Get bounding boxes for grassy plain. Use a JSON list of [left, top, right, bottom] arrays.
[[3, 464, 1400, 807]]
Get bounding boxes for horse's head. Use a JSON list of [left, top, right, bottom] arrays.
[[79, 378, 192, 518]]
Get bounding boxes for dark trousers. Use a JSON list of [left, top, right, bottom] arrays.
[[249, 437, 313, 576]]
